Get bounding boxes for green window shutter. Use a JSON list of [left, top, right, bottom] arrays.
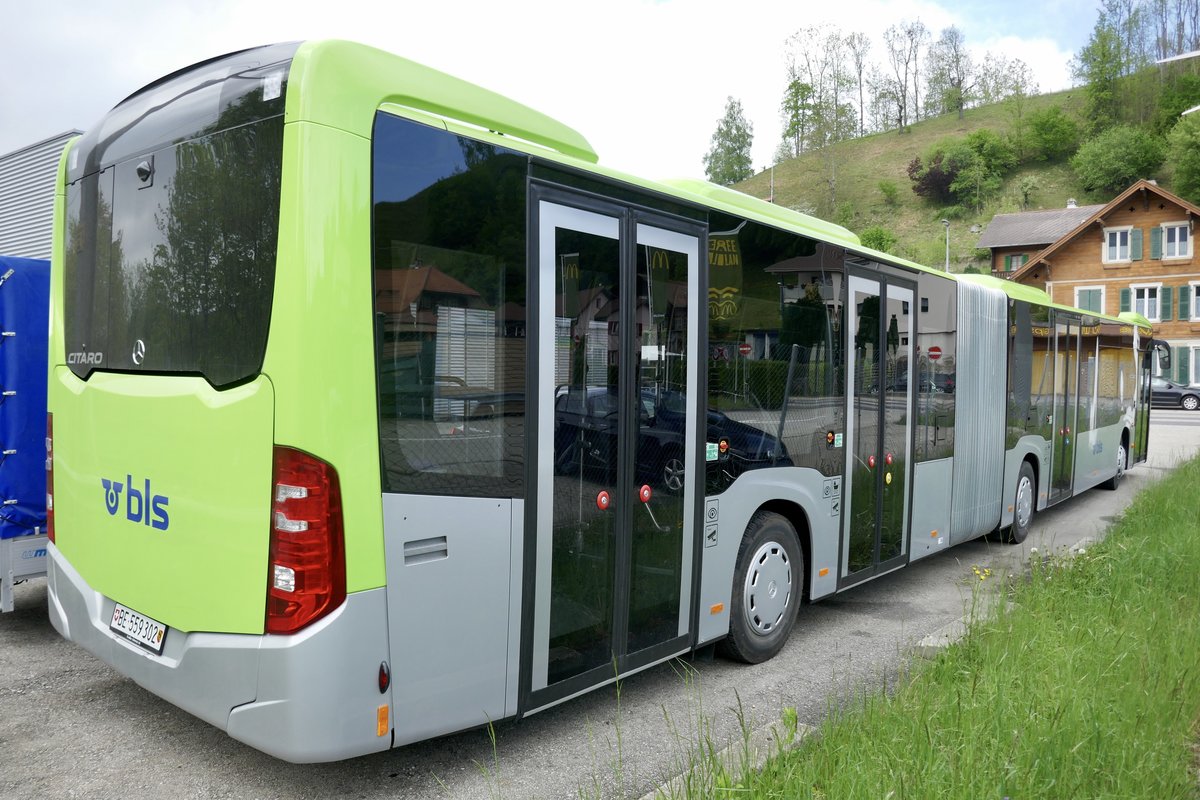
[[1162, 286, 1174, 321], [1004, 255, 1011, 271], [1022, 254, 1029, 265], [1180, 286, 1191, 321], [1120, 288, 1131, 312], [1131, 228, 1144, 260], [1176, 347, 1190, 384], [1150, 227, 1162, 259]]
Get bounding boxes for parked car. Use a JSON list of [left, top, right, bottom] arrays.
[[1150, 377, 1200, 410], [554, 387, 789, 492]]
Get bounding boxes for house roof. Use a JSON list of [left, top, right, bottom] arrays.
[[975, 204, 1105, 249], [1008, 179, 1200, 282]]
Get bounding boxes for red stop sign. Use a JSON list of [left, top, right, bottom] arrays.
[[738, 343, 752, 356], [928, 346, 942, 360]]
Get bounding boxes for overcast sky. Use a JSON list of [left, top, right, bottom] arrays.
[[1, 0, 1100, 180]]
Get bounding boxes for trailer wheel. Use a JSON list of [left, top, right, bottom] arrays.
[[719, 511, 802, 664], [1003, 461, 1036, 544]]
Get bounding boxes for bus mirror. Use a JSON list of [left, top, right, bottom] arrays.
[[1156, 342, 1172, 371]]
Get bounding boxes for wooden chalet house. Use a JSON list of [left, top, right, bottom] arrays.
[[991, 180, 1198, 386], [977, 200, 1104, 277]]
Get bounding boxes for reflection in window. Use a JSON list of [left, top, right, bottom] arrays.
[[913, 274, 956, 461], [372, 113, 527, 498], [705, 219, 844, 492]]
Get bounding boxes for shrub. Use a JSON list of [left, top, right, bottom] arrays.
[[859, 225, 898, 253], [1027, 106, 1080, 162], [878, 180, 899, 206], [1167, 114, 1200, 205], [1071, 125, 1166, 193]]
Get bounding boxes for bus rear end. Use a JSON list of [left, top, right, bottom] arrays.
[[45, 43, 391, 762]]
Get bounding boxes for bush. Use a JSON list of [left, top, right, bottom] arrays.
[[859, 225, 898, 253], [1071, 125, 1165, 193], [908, 130, 1015, 211], [1168, 114, 1200, 204], [878, 180, 899, 206], [835, 201, 856, 228], [1027, 106, 1080, 162]]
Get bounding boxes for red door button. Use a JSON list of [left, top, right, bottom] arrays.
[[885, 453, 894, 466], [639, 485, 652, 503], [596, 491, 611, 511], [868, 455, 876, 469]]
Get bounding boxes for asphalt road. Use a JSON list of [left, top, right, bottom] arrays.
[[3, 414, 1198, 800]]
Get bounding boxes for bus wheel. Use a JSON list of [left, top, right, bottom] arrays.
[[1004, 461, 1036, 544], [1100, 440, 1126, 490], [719, 511, 802, 664]]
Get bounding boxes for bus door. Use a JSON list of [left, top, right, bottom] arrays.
[[525, 192, 702, 711], [1049, 316, 1080, 503], [840, 273, 914, 586]]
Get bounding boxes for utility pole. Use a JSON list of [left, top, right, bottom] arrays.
[[941, 219, 950, 271]]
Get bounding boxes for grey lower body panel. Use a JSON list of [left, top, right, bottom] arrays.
[[47, 543, 392, 763], [909, 459, 952, 562]]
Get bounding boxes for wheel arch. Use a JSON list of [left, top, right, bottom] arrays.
[[754, 499, 812, 602]]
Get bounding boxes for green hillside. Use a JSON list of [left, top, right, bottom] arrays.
[[732, 89, 1167, 272]]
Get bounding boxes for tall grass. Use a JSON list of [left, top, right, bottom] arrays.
[[718, 457, 1200, 798]]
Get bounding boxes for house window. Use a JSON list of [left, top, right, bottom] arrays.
[[1104, 227, 1131, 263], [1132, 284, 1160, 321], [1003, 253, 1028, 272], [1163, 223, 1191, 259], [1191, 281, 1200, 319], [1075, 286, 1104, 314]]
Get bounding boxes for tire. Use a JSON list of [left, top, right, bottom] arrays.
[[1100, 438, 1127, 490], [660, 450, 685, 495], [1182, 394, 1199, 411], [1003, 461, 1036, 544], [719, 511, 803, 664]]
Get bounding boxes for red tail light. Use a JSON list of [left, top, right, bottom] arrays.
[[45, 413, 54, 543], [266, 446, 346, 634]]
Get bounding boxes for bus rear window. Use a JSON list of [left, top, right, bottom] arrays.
[[63, 46, 291, 388]]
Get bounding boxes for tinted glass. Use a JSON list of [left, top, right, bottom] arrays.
[[64, 64, 288, 387], [913, 275, 956, 461], [705, 219, 845, 494], [372, 113, 528, 498]]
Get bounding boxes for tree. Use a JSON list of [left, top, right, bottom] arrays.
[[883, 20, 927, 127], [1070, 124, 1166, 192], [1073, 22, 1124, 132], [926, 26, 974, 119], [846, 32, 871, 136], [780, 79, 815, 158], [1168, 113, 1200, 203], [703, 97, 754, 185]]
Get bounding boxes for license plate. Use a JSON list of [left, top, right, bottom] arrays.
[[110, 603, 167, 655]]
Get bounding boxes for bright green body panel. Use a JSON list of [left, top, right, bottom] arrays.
[[266, 119, 385, 592], [50, 369, 274, 633]]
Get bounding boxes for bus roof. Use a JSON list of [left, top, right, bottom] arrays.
[[288, 40, 1149, 332]]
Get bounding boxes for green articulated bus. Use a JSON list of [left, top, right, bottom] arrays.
[[45, 40, 1161, 762]]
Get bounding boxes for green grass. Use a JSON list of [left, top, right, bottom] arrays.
[[679, 457, 1200, 798]]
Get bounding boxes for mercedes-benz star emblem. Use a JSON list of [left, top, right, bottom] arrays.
[[132, 339, 146, 365]]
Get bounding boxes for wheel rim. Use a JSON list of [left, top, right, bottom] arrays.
[[742, 541, 792, 636], [1016, 474, 1034, 529], [663, 457, 685, 492], [1185, 396, 1198, 411], [1116, 444, 1126, 480]]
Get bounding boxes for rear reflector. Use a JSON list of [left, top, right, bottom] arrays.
[[45, 414, 54, 544], [266, 446, 346, 634]]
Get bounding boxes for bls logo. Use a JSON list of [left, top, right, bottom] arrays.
[[101, 475, 170, 531]]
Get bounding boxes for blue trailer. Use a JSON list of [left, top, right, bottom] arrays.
[[0, 256, 49, 611]]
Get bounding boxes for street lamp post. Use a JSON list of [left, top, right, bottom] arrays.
[[941, 219, 950, 271]]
